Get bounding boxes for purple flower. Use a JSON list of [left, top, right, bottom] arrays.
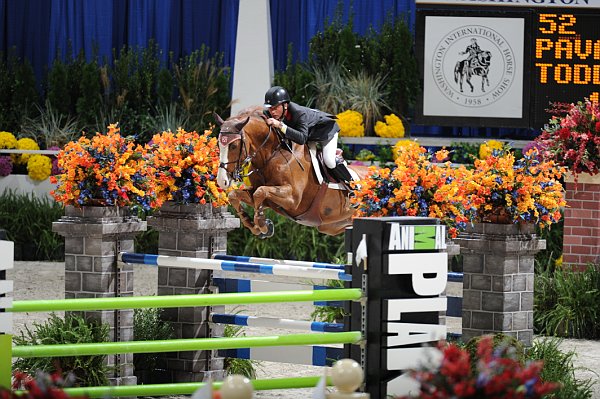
[[0, 156, 13, 176]]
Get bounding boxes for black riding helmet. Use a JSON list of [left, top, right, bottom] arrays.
[[264, 86, 290, 108]]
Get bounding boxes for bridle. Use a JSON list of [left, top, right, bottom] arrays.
[[218, 123, 281, 184]]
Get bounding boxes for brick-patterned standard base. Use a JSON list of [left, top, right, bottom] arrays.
[[148, 202, 239, 382], [454, 223, 545, 347], [52, 205, 146, 386], [563, 173, 600, 268]]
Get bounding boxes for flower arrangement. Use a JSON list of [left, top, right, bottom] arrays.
[[336, 110, 365, 137], [392, 139, 420, 159], [351, 143, 471, 238], [374, 113, 405, 138], [479, 139, 505, 160], [147, 128, 229, 206], [351, 143, 566, 237], [536, 99, 600, 179], [50, 124, 160, 211], [27, 154, 53, 181], [466, 147, 566, 226], [395, 336, 559, 399]]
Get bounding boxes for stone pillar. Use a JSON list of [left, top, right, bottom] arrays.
[[147, 202, 240, 382], [454, 223, 545, 347], [52, 205, 146, 386], [562, 173, 600, 269]]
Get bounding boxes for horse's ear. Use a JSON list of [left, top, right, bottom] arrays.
[[214, 112, 225, 126], [234, 116, 250, 131]]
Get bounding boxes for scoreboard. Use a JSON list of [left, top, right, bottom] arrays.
[[415, 0, 600, 130]]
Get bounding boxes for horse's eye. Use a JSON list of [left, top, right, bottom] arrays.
[[230, 143, 238, 150]]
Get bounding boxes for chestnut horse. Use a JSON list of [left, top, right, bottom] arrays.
[[215, 107, 368, 237]]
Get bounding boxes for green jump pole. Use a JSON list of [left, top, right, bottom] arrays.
[[0, 334, 11, 389], [9, 289, 362, 313], [13, 331, 362, 358], [61, 376, 331, 398]]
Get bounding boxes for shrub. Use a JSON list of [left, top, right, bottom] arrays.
[[13, 313, 110, 387], [133, 307, 174, 377], [222, 323, 259, 379], [534, 264, 600, 339], [0, 191, 64, 261], [526, 338, 595, 399]]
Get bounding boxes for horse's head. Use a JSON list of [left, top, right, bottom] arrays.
[[478, 51, 491, 66], [215, 110, 269, 189]]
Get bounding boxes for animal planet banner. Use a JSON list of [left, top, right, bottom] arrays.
[[422, 16, 525, 118]]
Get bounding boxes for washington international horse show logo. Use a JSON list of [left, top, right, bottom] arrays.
[[431, 25, 516, 108]]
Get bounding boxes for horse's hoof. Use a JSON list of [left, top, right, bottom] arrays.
[[258, 219, 274, 239]]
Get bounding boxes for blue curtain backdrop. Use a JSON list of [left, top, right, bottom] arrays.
[[269, 0, 534, 139], [0, 0, 239, 82]]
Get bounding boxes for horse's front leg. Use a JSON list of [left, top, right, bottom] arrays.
[[252, 184, 297, 234], [228, 189, 263, 236]]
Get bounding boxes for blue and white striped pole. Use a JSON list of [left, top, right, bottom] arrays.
[[119, 253, 351, 281], [210, 313, 344, 332], [213, 254, 345, 270]]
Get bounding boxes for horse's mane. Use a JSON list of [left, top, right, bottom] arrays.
[[232, 105, 264, 121]]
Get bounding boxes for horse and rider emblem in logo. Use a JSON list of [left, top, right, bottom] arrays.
[[423, 17, 524, 118]]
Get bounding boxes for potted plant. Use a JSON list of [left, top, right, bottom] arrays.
[[536, 99, 600, 181], [50, 124, 160, 212], [394, 335, 559, 398]]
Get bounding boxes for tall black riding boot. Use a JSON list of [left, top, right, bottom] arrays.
[[328, 163, 353, 183]]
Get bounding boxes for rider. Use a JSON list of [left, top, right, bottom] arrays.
[[263, 86, 353, 184], [459, 38, 482, 61]]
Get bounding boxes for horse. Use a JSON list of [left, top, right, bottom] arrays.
[[454, 50, 491, 93], [215, 107, 369, 237]]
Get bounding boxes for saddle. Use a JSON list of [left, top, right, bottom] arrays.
[[276, 144, 355, 227]]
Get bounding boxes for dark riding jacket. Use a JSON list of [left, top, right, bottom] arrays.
[[282, 102, 339, 144]]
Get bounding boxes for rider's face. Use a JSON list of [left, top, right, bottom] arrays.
[[269, 103, 284, 119]]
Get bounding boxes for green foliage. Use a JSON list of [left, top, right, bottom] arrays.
[[534, 264, 600, 339], [306, 10, 418, 118], [535, 219, 563, 272], [76, 59, 103, 130], [0, 49, 40, 132], [222, 322, 259, 379], [364, 15, 419, 114], [0, 192, 64, 261], [134, 228, 159, 255], [449, 141, 479, 164], [172, 45, 231, 131], [273, 44, 314, 106], [526, 338, 595, 399], [227, 209, 345, 262], [13, 313, 110, 387], [133, 307, 174, 373], [20, 100, 81, 148]]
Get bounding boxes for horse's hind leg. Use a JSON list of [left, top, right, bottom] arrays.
[[228, 189, 263, 236]]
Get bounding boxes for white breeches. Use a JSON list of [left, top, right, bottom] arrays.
[[322, 132, 339, 169]]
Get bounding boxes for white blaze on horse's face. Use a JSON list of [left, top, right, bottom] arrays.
[[217, 141, 231, 189]]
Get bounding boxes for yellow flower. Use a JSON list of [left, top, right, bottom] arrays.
[[13, 137, 40, 165], [27, 155, 52, 181], [337, 110, 365, 137], [374, 114, 405, 138], [392, 140, 420, 159], [479, 140, 504, 160], [0, 132, 17, 149]]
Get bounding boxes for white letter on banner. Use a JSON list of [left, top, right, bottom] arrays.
[[388, 253, 447, 296], [387, 346, 443, 370], [389, 223, 401, 250], [386, 297, 447, 319], [386, 373, 421, 397], [387, 322, 447, 346]]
